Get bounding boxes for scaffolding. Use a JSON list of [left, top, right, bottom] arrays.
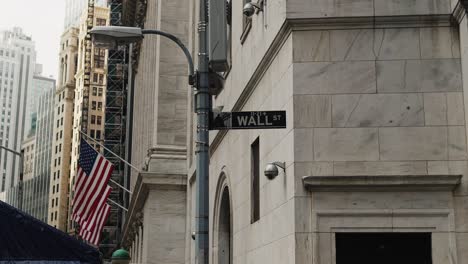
[[101, 0, 128, 259]]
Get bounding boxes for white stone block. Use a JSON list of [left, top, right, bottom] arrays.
[[424, 93, 447, 125], [294, 95, 331, 128], [293, 31, 330, 62], [333, 161, 428, 176], [330, 29, 377, 61], [420, 27, 455, 59], [314, 128, 379, 161], [294, 128, 314, 162], [332, 94, 424, 127], [377, 59, 462, 93], [447, 92, 465, 125], [428, 161, 449, 175], [294, 61, 376, 94], [374, 0, 451, 16], [377, 28, 420, 60], [448, 126, 468, 160], [379, 127, 448, 161]]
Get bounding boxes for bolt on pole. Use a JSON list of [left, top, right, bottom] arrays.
[[195, 0, 210, 262]]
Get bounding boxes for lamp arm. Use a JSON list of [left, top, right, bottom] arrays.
[[141, 29, 195, 85]]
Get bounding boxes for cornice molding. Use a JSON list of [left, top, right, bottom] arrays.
[[302, 175, 462, 192]]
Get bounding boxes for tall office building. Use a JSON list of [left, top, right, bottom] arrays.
[[7, 74, 55, 221], [48, 27, 79, 230], [68, 5, 109, 231], [64, 0, 108, 30], [0, 27, 36, 198], [21, 136, 35, 181]]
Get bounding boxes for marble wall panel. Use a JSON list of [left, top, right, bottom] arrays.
[[287, 0, 373, 19], [330, 29, 378, 61], [332, 94, 424, 127], [293, 31, 330, 62], [448, 126, 468, 160], [294, 95, 331, 127], [376, 28, 420, 60], [420, 27, 456, 59], [376, 59, 462, 93], [379, 127, 448, 160], [374, 0, 451, 16], [333, 161, 428, 176], [424, 93, 448, 125], [294, 61, 376, 94], [314, 128, 379, 161]]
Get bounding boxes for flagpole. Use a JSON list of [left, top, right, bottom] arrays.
[[78, 130, 137, 195], [108, 198, 128, 212]]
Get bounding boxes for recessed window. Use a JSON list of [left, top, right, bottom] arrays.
[[251, 137, 260, 223]]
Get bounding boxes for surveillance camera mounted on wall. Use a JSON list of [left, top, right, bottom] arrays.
[[243, 1, 264, 17]]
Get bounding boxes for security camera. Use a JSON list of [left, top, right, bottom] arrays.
[[264, 162, 285, 180], [243, 2, 263, 17]]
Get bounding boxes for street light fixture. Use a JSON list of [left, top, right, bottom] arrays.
[[90, 24, 211, 264], [90, 26, 195, 85]]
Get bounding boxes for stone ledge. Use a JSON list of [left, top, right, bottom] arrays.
[[302, 175, 462, 192]]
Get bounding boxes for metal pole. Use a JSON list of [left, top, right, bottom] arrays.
[[18, 150, 23, 210], [195, 0, 210, 262]]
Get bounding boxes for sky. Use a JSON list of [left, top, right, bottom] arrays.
[[0, 0, 66, 79]]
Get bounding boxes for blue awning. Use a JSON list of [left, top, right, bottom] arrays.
[[0, 201, 101, 263]]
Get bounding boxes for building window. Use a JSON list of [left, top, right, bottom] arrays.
[[251, 137, 260, 223], [92, 101, 97, 110], [96, 130, 101, 139], [92, 87, 97, 96], [91, 115, 96, 124], [93, 74, 98, 83], [94, 48, 106, 68], [52, 185, 55, 194], [97, 102, 102, 111], [98, 88, 103, 96], [61, 117, 63, 125], [61, 104, 64, 112], [97, 18, 107, 26], [91, 129, 95, 138], [97, 116, 102, 125]]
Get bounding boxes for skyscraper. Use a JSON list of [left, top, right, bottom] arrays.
[[68, 5, 109, 232], [48, 27, 79, 230], [0, 27, 36, 197], [64, 0, 108, 30]]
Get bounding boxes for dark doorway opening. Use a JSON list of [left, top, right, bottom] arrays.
[[218, 187, 231, 264], [336, 233, 432, 264]]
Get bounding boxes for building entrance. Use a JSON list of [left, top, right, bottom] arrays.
[[336, 233, 432, 264]]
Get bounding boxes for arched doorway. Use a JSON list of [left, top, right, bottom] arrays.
[[217, 187, 231, 264]]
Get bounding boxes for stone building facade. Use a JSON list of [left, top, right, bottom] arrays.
[[48, 27, 79, 231], [69, 6, 109, 232], [121, 0, 468, 264]]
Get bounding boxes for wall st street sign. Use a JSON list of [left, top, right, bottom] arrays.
[[209, 111, 287, 130]]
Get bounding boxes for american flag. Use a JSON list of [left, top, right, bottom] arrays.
[[79, 186, 112, 245], [72, 138, 113, 244]]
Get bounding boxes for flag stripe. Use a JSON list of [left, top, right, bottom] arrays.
[[83, 186, 112, 231], [91, 204, 111, 245], [73, 156, 104, 216], [76, 158, 111, 220]]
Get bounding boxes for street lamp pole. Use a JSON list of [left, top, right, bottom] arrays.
[[194, 1, 210, 263], [0, 145, 24, 210], [90, 20, 212, 263]]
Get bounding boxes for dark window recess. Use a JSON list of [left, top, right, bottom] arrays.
[[336, 233, 432, 264], [251, 137, 260, 223]]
